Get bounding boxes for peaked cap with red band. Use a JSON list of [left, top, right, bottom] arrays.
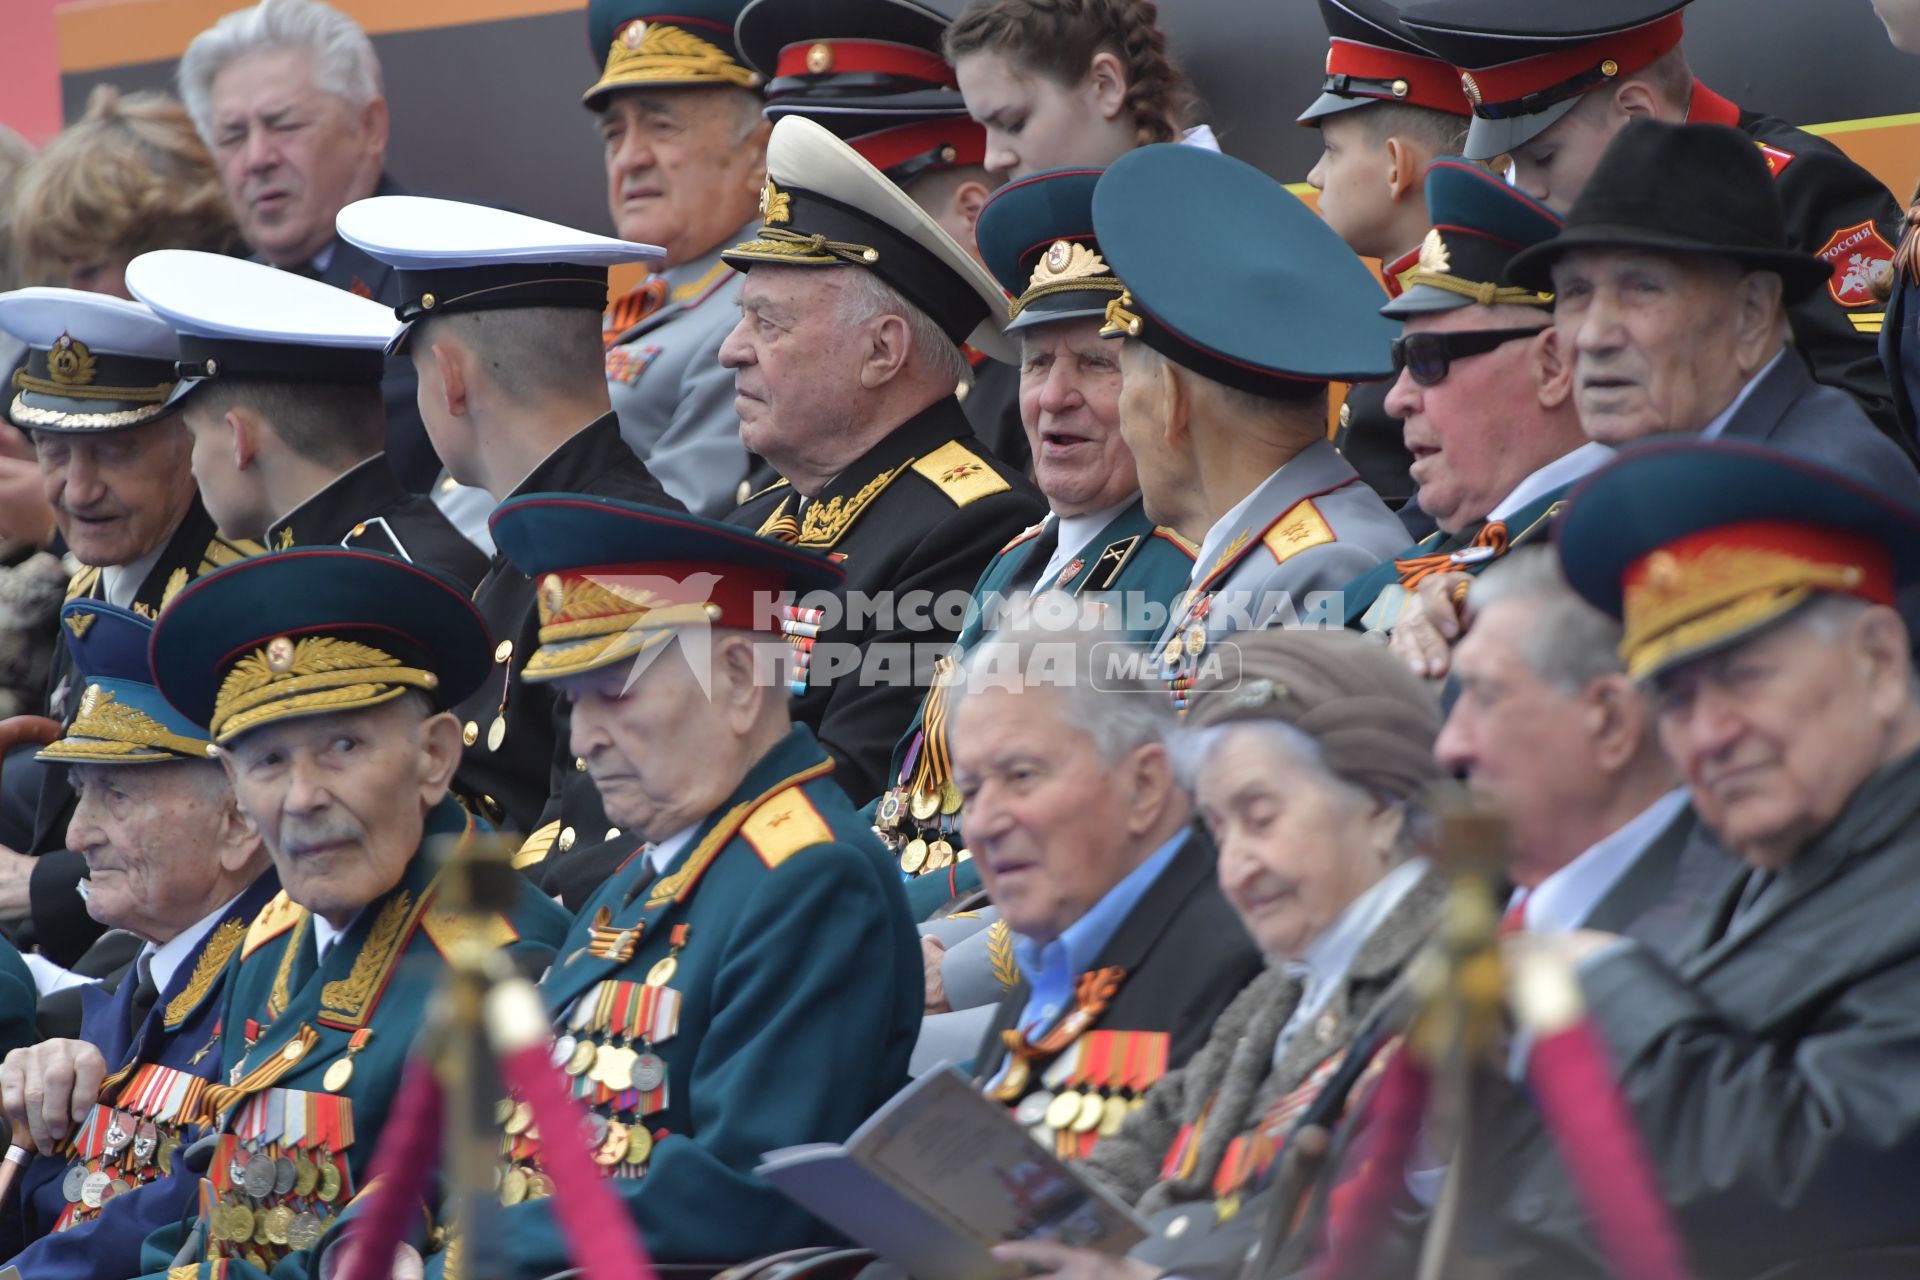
[[1298, 0, 1471, 124]]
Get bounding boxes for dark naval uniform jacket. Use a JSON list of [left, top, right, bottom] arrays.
[[450, 414, 680, 840], [444, 725, 921, 1272], [136, 800, 569, 1280], [23, 500, 261, 967], [728, 397, 1047, 805], [2, 873, 281, 1279], [890, 499, 1197, 919], [264, 455, 487, 591], [971, 831, 1263, 1150], [1687, 84, 1909, 448]]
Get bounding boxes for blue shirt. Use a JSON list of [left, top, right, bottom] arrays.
[[1010, 829, 1188, 1035]]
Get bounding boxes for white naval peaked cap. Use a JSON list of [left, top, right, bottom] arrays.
[[0, 287, 183, 433], [724, 115, 1016, 365], [0, 287, 178, 360], [126, 250, 399, 349]]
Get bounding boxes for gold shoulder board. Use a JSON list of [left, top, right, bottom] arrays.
[[420, 905, 520, 958], [740, 786, 835, 869], [242, 892, 308, 960], [911, 441, 1011, 509], [1261, 499, 1336, 564]]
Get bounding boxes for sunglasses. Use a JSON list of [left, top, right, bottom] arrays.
[[1390, 326, 1550, 387]]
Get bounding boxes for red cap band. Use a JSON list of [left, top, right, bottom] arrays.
[[1458, 13, 1683, 117], [1325, 38, 1471, 116], [775, 38, 956, 86]]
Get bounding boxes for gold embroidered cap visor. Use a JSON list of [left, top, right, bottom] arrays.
[[1553, 439, 1920, 683], [0, 287, 185, 433], [40, 600, 213, 762], [148, 548, 493, 746], [722, 116, 1017, 364], [582, 11, 764, 108], [489, 493, 846, 683]]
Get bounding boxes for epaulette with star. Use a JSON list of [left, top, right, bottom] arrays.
[[911, 440, 1011, 509]]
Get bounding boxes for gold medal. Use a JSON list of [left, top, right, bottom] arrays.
[[317, 1162, 342, 1203], [1184, 626, 1207, 657], [526, 1173, 555, 1200], [1163, 635, 1184, 664], [1100, 1094, 1131, 1137], [504, 1101, 533, 1135], [293, 1154, 318, 1198], [900, 838, 929, 874], [266, 1206, 294, 1246], [566, 1041, 597, 1076], [600, 1045, 638, 1092], [487, 716, 507, 753], [254, 1211, 274, 1248], [500, 1167, 528, 1205], [595, 1121, 629, 1166], [1072, 1092, 1106, 1134], [228, 1204, 256, 1243], [645, 955, 678, 988], [908, 787, 940, 822], [938, 780, 964, 815], [323, 1057, 354, 1092], [624, 1127, 652, 1165], [1044, 1090, 1084, 1131], [927, 839, 953, 869], [280, 1040, 306, 1063], [999, 1056, 1030, 1099]]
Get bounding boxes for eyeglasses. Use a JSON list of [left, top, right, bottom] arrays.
[[1390, 326, 1549, 387]]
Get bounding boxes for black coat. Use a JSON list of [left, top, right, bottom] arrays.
[[450, 414, 679, 837], [264, 454, 487, 590], [728, 397, 1045, 804], [971, 829, 1264, 1094]]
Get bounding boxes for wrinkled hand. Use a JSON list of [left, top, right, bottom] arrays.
[[0, 1039, 109, 1153], [0, 844, 34, 921], [922, 933, 951, 1015], [991, 1241, 1159, 1280], [1388, 571, 1473, 679], [0, 423, 52, 547]]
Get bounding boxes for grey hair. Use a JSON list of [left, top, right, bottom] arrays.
[[835, 268, 974, 393], [1122, 340, 1325, 438], [1467, 546, 1625, 694], [954, 603, 1176, 767], [178, 0, 384, 143], [1173, 720, 1426, 862], [1785, 594, 1920, 700]]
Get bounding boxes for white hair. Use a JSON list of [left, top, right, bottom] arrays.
[[178, 0, 384, 142], [1467, 546, 1626, 695], [836, 268, 974, 393]]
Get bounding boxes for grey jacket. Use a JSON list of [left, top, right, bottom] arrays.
[[1715, 349, 1920, 503]]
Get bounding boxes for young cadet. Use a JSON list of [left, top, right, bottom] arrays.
[[124, 249, 486, 588]]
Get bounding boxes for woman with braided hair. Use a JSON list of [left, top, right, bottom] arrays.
[[945, 0, 1209, 179]]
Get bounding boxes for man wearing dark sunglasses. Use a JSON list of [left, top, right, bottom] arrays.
[[1343, 160, 1610, 680]]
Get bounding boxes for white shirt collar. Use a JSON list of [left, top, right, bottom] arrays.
[[1521, 788, 1691, 933], [144, 892, 243, 994], [1487, 441, 1615, 522], [1193, 472, 1275, 587], [1274, 858, 1427, 1065], [311, 913, 347, 963], [101, 542, 169, 610], [1179, 123, 1222, 153], [1699, 350, 1786, 440], [643, 823, 701, 876], [1034, 498, 1133, 592], [309, 243, 337, 276]]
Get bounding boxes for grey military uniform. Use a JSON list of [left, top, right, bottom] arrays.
[[914, 906, 1015, 1074], [1157, 441, 1407, 702], [604, 226, 754, 518]]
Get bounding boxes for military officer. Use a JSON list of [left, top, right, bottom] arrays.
[[587, 0, 772, 517], [137, 547, 571, 1280], [123, 249, 486, 588], [335, 195, 682, 863], [1399, 0, 1911, 450], [438, 494, 921, 1271], [0, 601, 277, 1278], [0, 288, 261, 966], [724, 116, 1045, 804], [1297, 0, 1471, 532], [734, 0, 1027, 470], [1090, 145, 1409, 710], [1341, 159, 1609, 646], [877, 166, 1196, 921]]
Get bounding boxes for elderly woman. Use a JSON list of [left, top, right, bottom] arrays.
[[996, 627, 1445, 1280]]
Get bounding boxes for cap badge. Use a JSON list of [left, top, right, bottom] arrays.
[[621, 21, 648, 48], [266, 636, 297, 674], [541, 574, 568, 618], [48, 334, 98, 387], [1600, 58, 1620, 78], [1417, 228, 1452, 275], [806, 42, 834, 73], [79, 684, 102, 719], [65, 610, 96, 639], [1029, 240, 1112, 291], [1391, 78, 1409, 98], [759, 180, 793, 225], [1460, 71, 1483, 107]]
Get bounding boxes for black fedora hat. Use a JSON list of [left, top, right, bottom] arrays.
[[1507, 120, 1833, 304]]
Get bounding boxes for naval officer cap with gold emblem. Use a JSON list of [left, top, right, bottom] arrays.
[[0, 287, 183, 433], [1380, 156, 1561, 319], [722, 114, 1017, 364], [149, 548, 492, 747], [333, 196, 665, 355], [39, 600, 211, 765], [123, 250, 395, 397], [1093, 144, 1399, 398], [584, 0, 764, 110], [1555, 438, 1920, 683], [489, 493, 844, 683], [974, 167, 1126, 333]]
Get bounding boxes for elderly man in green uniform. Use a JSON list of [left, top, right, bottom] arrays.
[[0, 288, 261, 967], [725, 117, 1044, 805], [588, 0, 773, 517], [1338, 159, 1609, 665], [134, 547, 570, 1280], [1091, 146, 1409, 710], [123, 250, 485, 587], [1399, 0, 1910, 448], [425, 495, 919, 1273], [880, 167, 1194, 933]]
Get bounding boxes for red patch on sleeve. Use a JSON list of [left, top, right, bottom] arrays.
[[1815, 220, 1898, 307], [1754, 142, 1794, 178]]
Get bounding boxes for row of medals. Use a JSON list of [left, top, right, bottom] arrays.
[[1012, 1084, 1144, 1145], [60, 1117, 181, 1213], [874, 779, 966, 875], [494, 1100, 656, 1203], [208, 1141, 345, 1255]]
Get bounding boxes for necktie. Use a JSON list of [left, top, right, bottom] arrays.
[[126, 953, 160, 1038], [1019, 521, 1063, 593], [1500, 892, 1529, 936]]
